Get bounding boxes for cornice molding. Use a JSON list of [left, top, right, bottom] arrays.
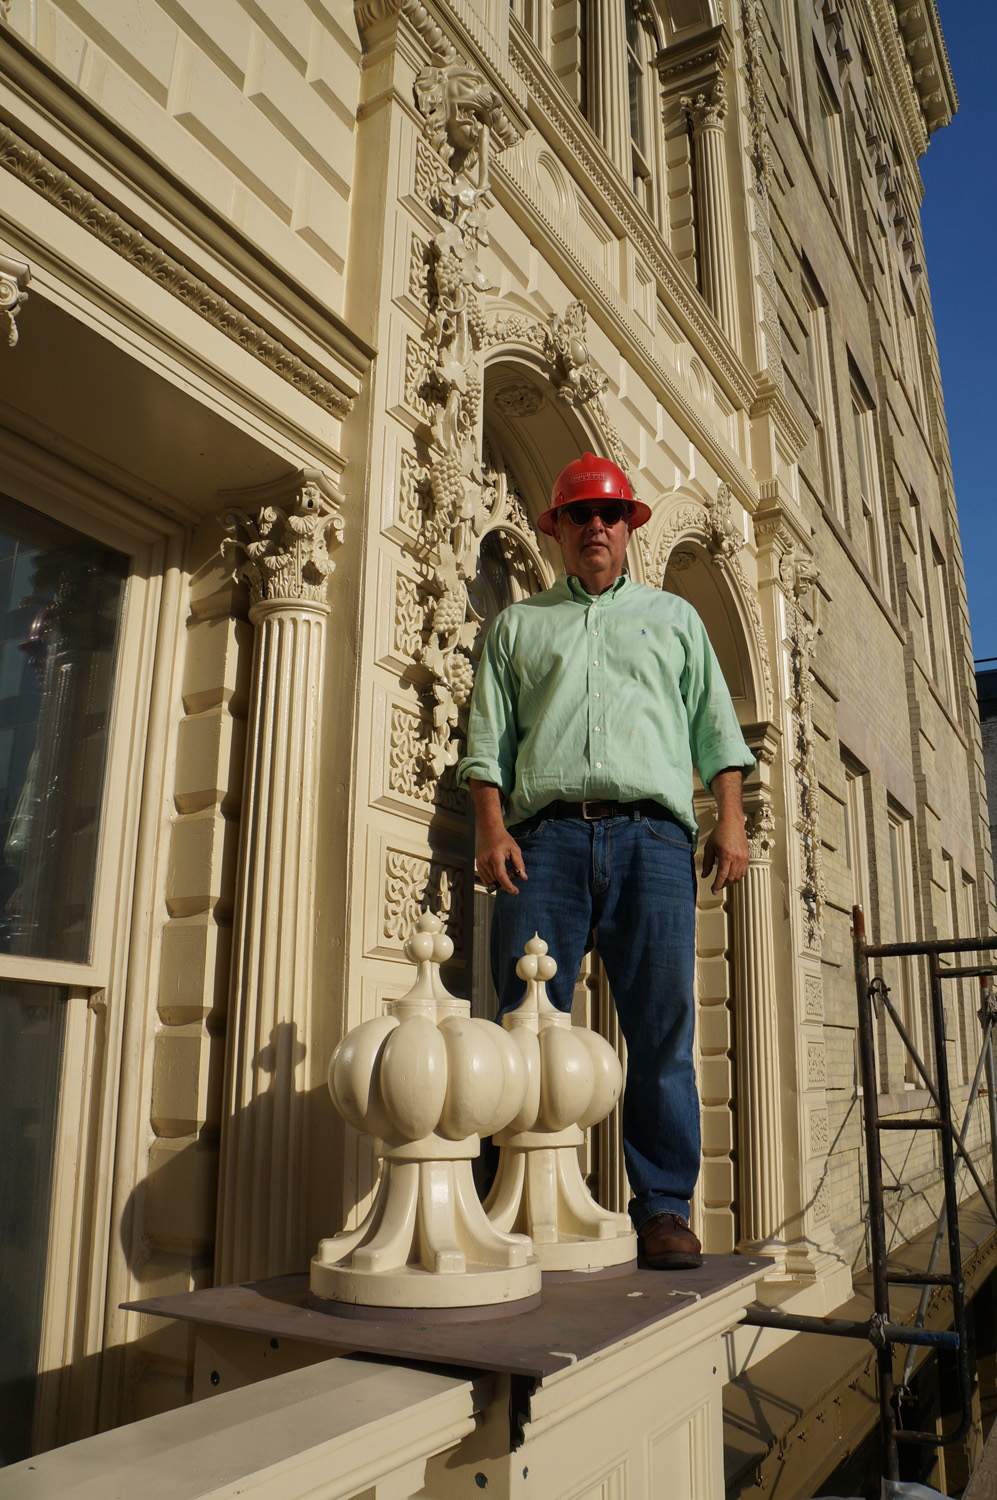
[[508, 27, 755, 416], [865, 0, 945, 155], [0, 121, 354, 418], [893, 0, 957, 135]]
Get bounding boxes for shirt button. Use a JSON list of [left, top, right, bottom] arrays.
[[595, 760, 603, 769], [592, 659, 599, 667], [594, 725, 602, 732], [594, 692, 601, 699]]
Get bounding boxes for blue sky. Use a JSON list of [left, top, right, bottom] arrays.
[[920, 6, 997, 663]]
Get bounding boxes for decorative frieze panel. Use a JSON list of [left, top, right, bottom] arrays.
[[393, 570, 427, 664], [809, 1107, 830, 1158], [804, 973, 825, 1022], [397, 447, 429, 537], [386, 702, 466, 814], [806, 1040, 828, 1089], [382, 848, 465, 954]]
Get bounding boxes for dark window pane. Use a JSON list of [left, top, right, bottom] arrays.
[[0, 495, 127, 962], [0, 980, 66, 1465]]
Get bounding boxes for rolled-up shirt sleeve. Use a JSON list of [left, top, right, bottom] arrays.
[[681, 611, 755, 790], [456, 616, 519, 797]]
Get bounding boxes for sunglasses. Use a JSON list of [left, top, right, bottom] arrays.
[[560, 501, 633, 527]]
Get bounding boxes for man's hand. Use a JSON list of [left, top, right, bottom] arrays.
[[469, 778, 526, 895], [701, 817, 749, 893], [475, 827, 527, 895]]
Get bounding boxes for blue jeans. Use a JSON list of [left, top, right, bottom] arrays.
[[490, 810, 699, 1230]]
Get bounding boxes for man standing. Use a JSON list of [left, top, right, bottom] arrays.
[[457, 454, 754, 1269]]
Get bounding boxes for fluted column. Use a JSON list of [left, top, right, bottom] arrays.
[[215, 470, 343, 1284], [587, 0, 631, 177], [730, 797, 786, 1259], [682, 80, 739, 348]]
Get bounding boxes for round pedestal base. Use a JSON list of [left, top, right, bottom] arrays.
[[531, 1233, 637, 1274], [542, 1258, 638, 1283], [311, 1272, 545, 1320], [310, 1258, 542, 1310]]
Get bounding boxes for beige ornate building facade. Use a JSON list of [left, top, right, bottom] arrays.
[[0, 0, 991, 1491]]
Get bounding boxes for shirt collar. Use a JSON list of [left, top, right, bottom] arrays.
[[564, 572, 631, 604]]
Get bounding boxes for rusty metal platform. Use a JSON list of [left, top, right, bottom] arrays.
[[126, 1254, 768, 1382]]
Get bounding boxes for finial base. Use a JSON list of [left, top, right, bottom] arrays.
[[485, 1139, 637, 1273], [311, 1158, 541, 1308]]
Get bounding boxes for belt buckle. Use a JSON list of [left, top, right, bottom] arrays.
[[581, 799, 607, 820]]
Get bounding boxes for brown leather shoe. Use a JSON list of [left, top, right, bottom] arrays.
[[637, 1212, 704, 1269]]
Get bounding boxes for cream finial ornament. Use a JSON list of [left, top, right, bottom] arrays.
[[311, 912, 541, 1309], [485, 936, 637, 1273]]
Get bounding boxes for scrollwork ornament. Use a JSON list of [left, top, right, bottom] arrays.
[[0, 253, 29, 348]]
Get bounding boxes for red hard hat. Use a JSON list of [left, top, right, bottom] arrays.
[[537, 452, 651, 536]]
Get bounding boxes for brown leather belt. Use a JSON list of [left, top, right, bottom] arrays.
[[545, 798, 675, 823]]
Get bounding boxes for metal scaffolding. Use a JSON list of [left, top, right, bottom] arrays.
[[742, 904, 997, 1484]]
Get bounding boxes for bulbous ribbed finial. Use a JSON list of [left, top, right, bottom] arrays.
[[516, 932, 558, 984], [404, 909, 454, 967]]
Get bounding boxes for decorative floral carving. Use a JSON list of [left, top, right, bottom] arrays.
[[704, 481, 743, 562], [740, 0, 772, 193], [781, 547, 825, 951], [0, 124, 352, 416], [547, 300, 608, 405], [494, 383, 544, 417], [403, 54, 526, 782], [383, 848, 464, 954], [0, 252, 29, 348], [223, 474, 343, 608]]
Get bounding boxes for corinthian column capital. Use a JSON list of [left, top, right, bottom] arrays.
[[745, 798, 777, 862], [222, 469, 343, 611], [681, 77, 728, 132]]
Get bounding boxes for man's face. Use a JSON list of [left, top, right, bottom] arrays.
[[552, 501, 632, 582]]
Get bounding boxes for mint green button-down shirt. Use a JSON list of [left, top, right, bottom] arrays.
[[456, 574, 754, 838]]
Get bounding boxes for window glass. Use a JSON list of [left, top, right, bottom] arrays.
[[0, 495, 127, 962], [0, 979, 66, 1465]]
